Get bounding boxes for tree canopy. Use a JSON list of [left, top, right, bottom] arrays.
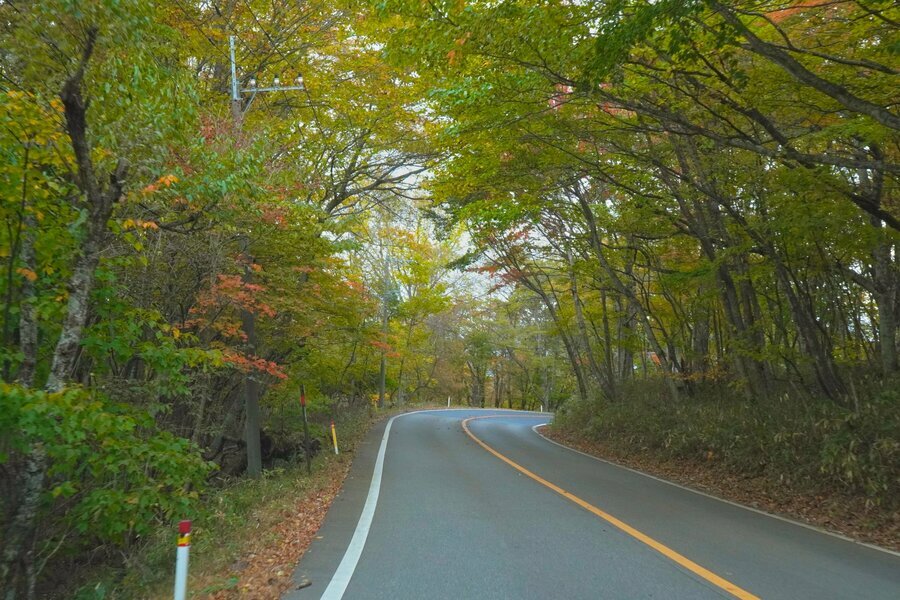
[[1, 1, 897, 596]]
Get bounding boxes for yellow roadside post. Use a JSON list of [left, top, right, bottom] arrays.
[[330, 420, 339, 455]]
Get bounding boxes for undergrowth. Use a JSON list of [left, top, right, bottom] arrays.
[[68, 406, 377, 599], [554, 378, 900, 510]]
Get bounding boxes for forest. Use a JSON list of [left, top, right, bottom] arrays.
[[1, 1, 897, 597]]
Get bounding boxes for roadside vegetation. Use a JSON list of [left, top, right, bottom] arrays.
[[1, 1, 897, 597], [77, 406, 375, 600], [552, 379, 900, 544]]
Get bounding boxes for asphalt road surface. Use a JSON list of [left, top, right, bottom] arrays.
[[285, 409, 900, 600]]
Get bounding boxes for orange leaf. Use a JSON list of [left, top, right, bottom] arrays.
[[16, 268, 37, 282]]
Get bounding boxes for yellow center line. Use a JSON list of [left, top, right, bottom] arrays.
[[461, 415, 760, 600]]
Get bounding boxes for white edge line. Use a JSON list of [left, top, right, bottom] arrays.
[[318, 408, 542, 599], [318, 417, 394, 600], [531, 423, 900, 559]]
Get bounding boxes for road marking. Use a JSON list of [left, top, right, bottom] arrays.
[[319, 415, 395, 600], [319, 408, 543, 600], [531, 424, 900, 559], [462, 416, 761, 600]]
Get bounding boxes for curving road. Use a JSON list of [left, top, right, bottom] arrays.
[[285, 409, 900, 600]]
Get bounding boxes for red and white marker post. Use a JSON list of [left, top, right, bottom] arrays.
[[330, 420, 339, 455], [173, 520, 191, 600]]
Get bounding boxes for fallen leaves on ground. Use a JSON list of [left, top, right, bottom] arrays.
[[199, 406, 437, 599], [541, 426, 899, 552], [203, 459, 351, 600]]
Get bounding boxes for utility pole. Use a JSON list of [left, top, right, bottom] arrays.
[[376, 234, 394, 410], [229, 35, 304, 478], [300, 385, 311, 475], [230, 35, 242, 128], [230, 35, 304, 125], [241, 265, 262, 478], [377, 304, 388, 410]]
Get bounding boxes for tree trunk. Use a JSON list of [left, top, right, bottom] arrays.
[[871, 219, 898, 375], [0, 444, 46, 594], [595, 289, 619, 400], [666, 140, 778, 398], [690, 285, 711, 379], [508, 262, 591, 403], [493, 363, 502, 408], [575, 193, 679, 401], [465, 361, 486, 408], [773, 257, 847, 401], [16, 212, 37, 388], [536, 287, 590, 402], [47, 30, 127, 391], [2, 31, 129, 596], [1, 145, 30, 382], [566, 248, 611, 398], [614, 295, 634, 381], [241, 307, 262, 478], [717, 195, 846, 401]]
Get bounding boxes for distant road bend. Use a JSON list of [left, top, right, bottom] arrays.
[[286, 409, 900, 600]]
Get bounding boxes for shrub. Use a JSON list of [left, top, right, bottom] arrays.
[[553, 380, 900, 508], [0, 384, 214, 550], [816, 386, 900, 506]]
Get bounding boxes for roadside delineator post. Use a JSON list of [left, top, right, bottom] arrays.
[[447, 396, 451, 408], [331, 420, 339, 455], [300, 384, 312, 475], [173, 520, 191, 600]]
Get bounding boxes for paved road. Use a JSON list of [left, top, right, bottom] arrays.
[[285, 409, 900, 600]]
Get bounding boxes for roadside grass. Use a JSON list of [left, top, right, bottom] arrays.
[[123, 457, 342, 598], [71, 405, 384, 599], [551, 377, 900, 545]]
